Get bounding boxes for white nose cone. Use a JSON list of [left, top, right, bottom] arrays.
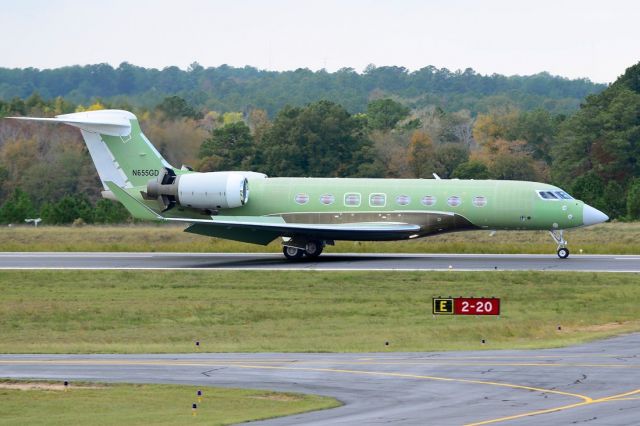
[[583, 204, 609, 226]]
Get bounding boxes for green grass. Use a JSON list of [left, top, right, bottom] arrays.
[[0, 380, 339, 426], [1, 270, 639, 353], [0, 222, 638, 254]]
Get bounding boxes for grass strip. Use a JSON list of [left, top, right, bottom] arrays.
[[0, 222, 636, 254], [0, 270, 639, 353], [0, 379, 340, 426]]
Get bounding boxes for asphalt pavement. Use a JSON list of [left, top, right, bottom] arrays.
[[0, 252, 638, 272], [1, 334, 639, 425]]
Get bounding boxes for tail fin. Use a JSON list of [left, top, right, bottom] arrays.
[[10, 110, 173, 190]]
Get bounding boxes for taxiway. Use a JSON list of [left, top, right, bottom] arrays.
[[1, 334, 639, 425]]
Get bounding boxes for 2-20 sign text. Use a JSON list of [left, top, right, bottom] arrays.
[[454, 298, 500, 315]]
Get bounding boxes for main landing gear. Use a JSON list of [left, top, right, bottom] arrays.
[[549, 230, 570, 259], [282, 246, 305, 260], [282, 239, 326, 260]]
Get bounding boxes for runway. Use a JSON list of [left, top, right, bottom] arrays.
[[0, 252, 638, 272], [1, 334, 639, 425]]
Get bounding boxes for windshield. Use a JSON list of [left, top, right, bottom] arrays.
[[554, 190, 573, 200], [537, 190, 574, 200]]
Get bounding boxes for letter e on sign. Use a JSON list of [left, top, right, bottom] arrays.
[[433, 298, 454, 315]]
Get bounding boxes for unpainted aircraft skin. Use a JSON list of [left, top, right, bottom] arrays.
[[11, 110, 608, 259]]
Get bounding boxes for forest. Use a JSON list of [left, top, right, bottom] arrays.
[[0, 63, 604, 116], [0, 62, 638, 225]]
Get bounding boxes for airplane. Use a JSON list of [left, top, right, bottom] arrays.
[[10, 109, 609, 260]]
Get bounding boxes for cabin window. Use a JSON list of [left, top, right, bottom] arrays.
[[396, 195, 411, 206], [472, 196, 487, 207], [344, 193, 361, 207], [294, 193, 309, 205], [421, 195, 437, 206], [447, 196, 461, 207], [320, 194, 335, 205], [369, 193, 386, 207]]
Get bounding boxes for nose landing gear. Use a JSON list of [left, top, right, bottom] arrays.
[[557, 247, 570, 259], [549, 230, 569, 259]]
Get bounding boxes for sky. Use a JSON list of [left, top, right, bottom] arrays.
[[1, 0, 638, 83]]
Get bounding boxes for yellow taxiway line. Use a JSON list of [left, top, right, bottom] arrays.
[[1, 358, 638, 425], [468, 389, 640, 425]]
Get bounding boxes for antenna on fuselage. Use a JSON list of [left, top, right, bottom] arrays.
[[433, 173, 441, 180]]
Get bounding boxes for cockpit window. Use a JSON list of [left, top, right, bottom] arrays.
[[537, 190, 574, 200], [554, 191, 573, 200], [537, 190, 558, 200]]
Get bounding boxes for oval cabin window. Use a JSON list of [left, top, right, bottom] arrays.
[[396, 195, 410, 206], [320, 194, 335, 205], [294, 193, 309, 204], [369, 193, 386, 207], [447, 196, 461, 207], [344, 193, 361, 207], [421, 195, 436, 206], [472, 196, 487, 207]]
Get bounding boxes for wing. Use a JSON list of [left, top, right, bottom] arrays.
[[178, 217, 421, 243], [106, 181, 422, 245]]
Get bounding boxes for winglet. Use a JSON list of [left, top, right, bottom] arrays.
[[105, 181, 164, 221]]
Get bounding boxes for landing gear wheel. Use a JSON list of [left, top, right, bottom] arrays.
[[549, 230, 570, 259], [304, 240, 324, 258], [283, 246, 304, 260], [557, 247, 569, 259]]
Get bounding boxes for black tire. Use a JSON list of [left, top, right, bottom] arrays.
[[283, 246, 304, 260], [557, 247, 569, 259], [304, 240, 324, 258]]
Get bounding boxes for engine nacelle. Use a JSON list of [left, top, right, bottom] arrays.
[[147, 170, 249, 211]]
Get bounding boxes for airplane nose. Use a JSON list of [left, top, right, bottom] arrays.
[[583, 204, 609, 226]]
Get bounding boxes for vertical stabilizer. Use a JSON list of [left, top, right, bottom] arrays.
[[9, 110, 173, 189]]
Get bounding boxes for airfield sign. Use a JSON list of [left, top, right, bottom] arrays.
[[433, 297, 500, 315], [432, 298, 455, 315]]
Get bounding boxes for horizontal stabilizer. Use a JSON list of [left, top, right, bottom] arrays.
[[9, 110, 134, 136]]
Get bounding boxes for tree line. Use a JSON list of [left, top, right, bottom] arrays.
[[0, 62, 605, 117], [0, 61, 638, 225]]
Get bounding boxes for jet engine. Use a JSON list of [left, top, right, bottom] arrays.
[[147, 168, 249, 211]]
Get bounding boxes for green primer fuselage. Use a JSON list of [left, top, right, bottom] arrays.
[[12, 110, 601, 251], [162, 176, 584, 239]]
